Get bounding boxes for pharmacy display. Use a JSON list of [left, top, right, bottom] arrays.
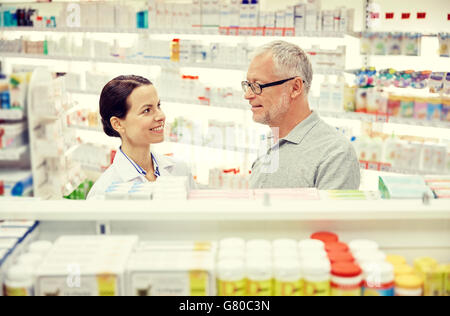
[[0, 221, 448, 297]]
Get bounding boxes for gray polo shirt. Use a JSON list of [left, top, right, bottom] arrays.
[[249, 111, 360, 190]]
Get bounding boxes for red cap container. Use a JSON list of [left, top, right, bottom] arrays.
[[310, 232, 338, 244], [331, 262, 362, 278], [325, 242, 349, 253], [328, 251, 355, 264]]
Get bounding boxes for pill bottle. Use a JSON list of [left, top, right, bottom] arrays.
[[303, 260, 331, 296], [5, 265, 34, 296], [386, 254, 407, 266], [325, 242, 349, 253], [328, 251, 355, 264], [310, 232, 338, 244], [298, 239, 325, 252], [393, 264, 415, 277], [330, 262, 363, 296], [349, 239, 379, 254], [246, 259, 273, 296], [274, 259, 303, 296], [28, 240, 53, 255], [361, 262, 395, 296], [217, 259, 246, 296], [219, 237, 246, 251], [395, 275, 423, 296]]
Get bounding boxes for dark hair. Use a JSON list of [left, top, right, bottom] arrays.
[[99, 75, 153, 138]]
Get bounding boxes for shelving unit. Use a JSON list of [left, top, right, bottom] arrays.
[[0, 198, 448, 263]]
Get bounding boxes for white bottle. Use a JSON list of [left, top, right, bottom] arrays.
[[246, 259, 273, 296], [16, 253, 44, 267], [274, 259, 303, 296], [319, 76, 331, 110], [217, 259, 246, 296], [331, 76, 345, 112], [349, 239, 379, 254], [28, 240, 53, 256], [5, 265, 34, 296], [298, 239, 325, 253]]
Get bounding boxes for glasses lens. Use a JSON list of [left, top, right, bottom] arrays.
[[251, 83, 262, 95], [241, 81, 249, 93]]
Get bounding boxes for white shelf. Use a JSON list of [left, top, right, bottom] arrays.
[[318, 110, 450, 129], [0, 145, 28, 161], [0, 109, 25, 120], [0, 199, 448, 221], [0, 27, 347, 38], [0, 52, 344, 74]]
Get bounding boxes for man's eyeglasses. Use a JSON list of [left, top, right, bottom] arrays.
[[241, 77, 304, 95]]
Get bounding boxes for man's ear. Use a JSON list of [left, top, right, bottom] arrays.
[[110, 116, 124, 135], [291, 77, 304, 99]]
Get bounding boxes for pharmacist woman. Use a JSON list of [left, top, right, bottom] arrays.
[[87, 75, 194, 200]]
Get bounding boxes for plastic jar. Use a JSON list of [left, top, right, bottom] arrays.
[[354, 250, 386, 264], [387, 95, 401, 116], [386, 255, 407, 266], [219, 238, 246, 251], [217, 259, 246, 296], [246, 239, 272, 253], [5, 265, 34, 296], [393, 264, 415, 277], [303, 260, 331, 296], [274, 260, 303, 296], [28, 240, 53, 255], [272, 239, 297, 251], [299, 250, 328, 263], [310, 232, 338, 244], [325, 242, 349, 253], [328, 251, 355, 264], [349, 239, 379, 254], [395, 275, 423, 296], [298, 239, 325, 252], [361, 262, 395, 296], [414, 97, 428, 120], [245, 259, 273, 296], [330, 262, 363, 296], [16, 253, 44, 267], [217, 248, 245, 261]]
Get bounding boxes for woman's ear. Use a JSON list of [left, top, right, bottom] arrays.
[[110, 116, 124, 135], [291, 77, 304, 98]]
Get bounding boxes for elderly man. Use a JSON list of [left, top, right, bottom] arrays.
[[243, 40, 360, 190]]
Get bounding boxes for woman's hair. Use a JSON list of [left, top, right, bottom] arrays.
[[99, 75, 153, 138], [251, 40, 313, 95]]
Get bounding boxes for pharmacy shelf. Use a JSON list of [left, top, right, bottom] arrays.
[[70, 124, 259, 155], [0, 109, 26, 120], [0, 26, 348, 38], [0, 145, 28, 161], [0, 52, 344, 74], [318, 110, 450, 129], [0, 199, 449, 222]]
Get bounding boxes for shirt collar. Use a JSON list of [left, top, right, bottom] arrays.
[[114, 148, 162, 181], [281, 111, 321, 145], [152, 153, 176, 176]]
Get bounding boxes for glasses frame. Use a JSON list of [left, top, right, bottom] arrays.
[[242, 77, 304, 95]]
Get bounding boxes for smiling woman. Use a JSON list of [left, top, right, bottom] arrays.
[[87, 75, 194, 200]]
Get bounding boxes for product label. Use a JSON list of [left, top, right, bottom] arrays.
[[274, 279, 304, 296], [5, 286, 33, 296], [246, 279, 272, 296], [218, 279, 246, 296], [97, 274, 117, 296], [131, 271, 210, 296], [362, 286, 394, 296], [304, 280, 330, 296], [189, 271, 208, 296]]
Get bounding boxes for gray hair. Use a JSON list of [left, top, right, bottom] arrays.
[[251, 40, 313, 95]]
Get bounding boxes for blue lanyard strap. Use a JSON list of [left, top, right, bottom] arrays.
[[120, 148, 160, 177]]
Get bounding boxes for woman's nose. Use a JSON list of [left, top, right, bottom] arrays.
[[155, 108, 165, 121]]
